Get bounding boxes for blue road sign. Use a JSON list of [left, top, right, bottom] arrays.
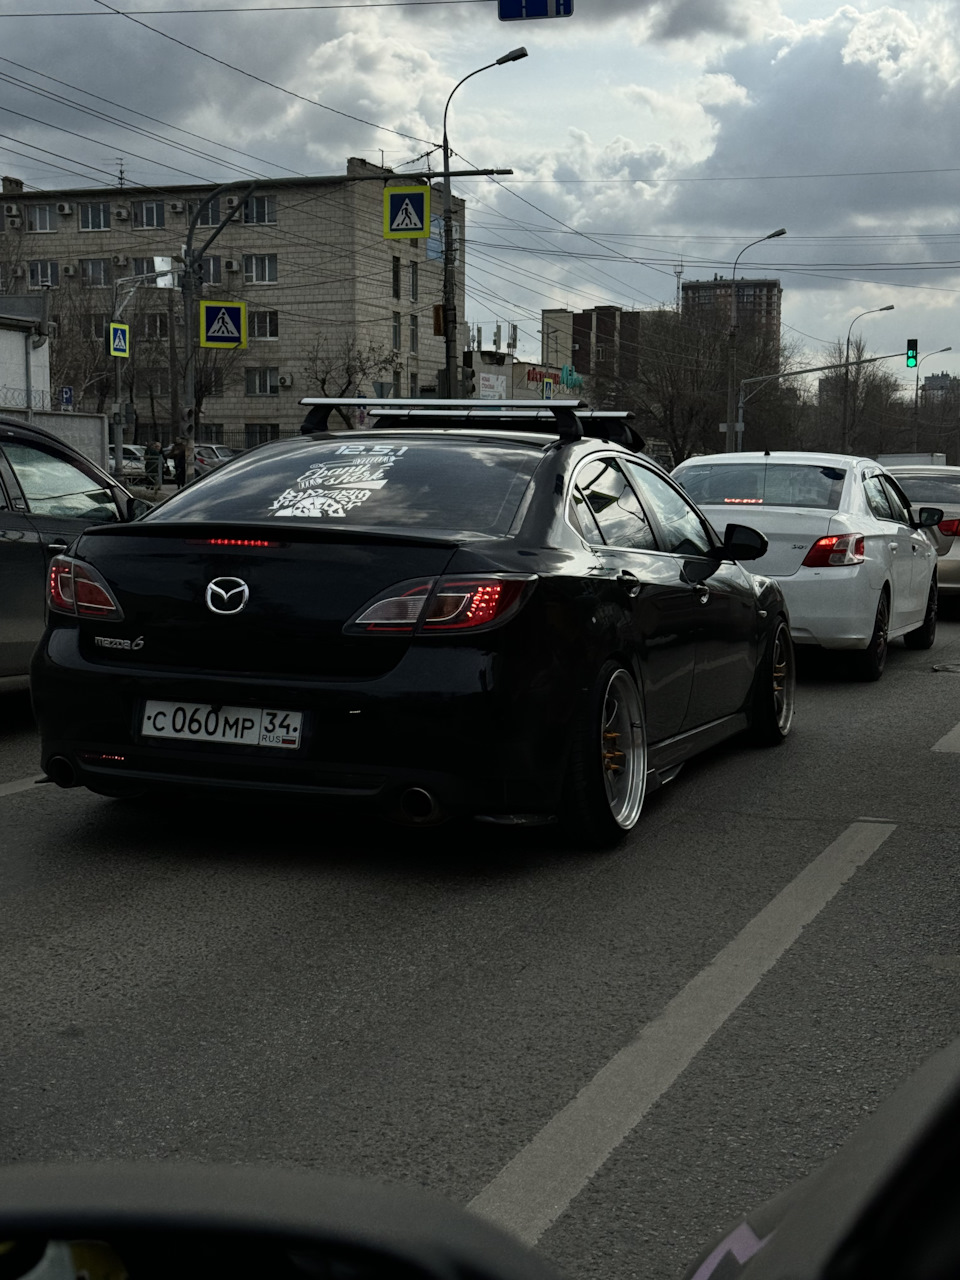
[[384, 186, 430, 239], [108, 322, 130, 358], [60, 386, 73, 408], [499, 0, 572, 18], [200, 300, 247, 348]]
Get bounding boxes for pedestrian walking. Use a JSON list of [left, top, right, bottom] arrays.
[[169, 436, 186, 489]]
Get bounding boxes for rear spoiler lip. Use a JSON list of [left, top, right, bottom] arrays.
[[76, 520, 493, 551]]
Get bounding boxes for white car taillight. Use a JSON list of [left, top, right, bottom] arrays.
[[801, 534, 865, 568]]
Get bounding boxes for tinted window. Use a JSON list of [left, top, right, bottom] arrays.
[[144, 438, 540, 535], [623, 461, 713, 556], [890, 472, 960, 505], [574, 457, 657, 550], [2, 442, 120, 522], [863, 475, 894, 520], [677, 462, 847, 510]]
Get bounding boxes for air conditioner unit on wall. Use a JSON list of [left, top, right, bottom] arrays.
[[112, 255, 128, 267], [62, 265, 77, 277], [169, 201, 185, 213], [224, 195, 240, 209], [224, 259, 240, 271], [114, 207, 130, 221], [278, 373, 294, 388], [57, 202, 73, 215], [4, 203, 19, 217], [7, 216, 22, 230]]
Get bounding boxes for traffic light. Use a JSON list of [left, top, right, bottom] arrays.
[[906, 338, 918, 368]]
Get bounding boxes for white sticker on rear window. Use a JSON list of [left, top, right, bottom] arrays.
[[268, 443, 407, 519]]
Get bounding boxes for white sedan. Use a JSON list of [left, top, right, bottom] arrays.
[[672, 450, 943, 680]]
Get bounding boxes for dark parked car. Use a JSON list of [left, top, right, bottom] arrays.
[[0, 416, 149, 693], [31, 400, 794, 845]]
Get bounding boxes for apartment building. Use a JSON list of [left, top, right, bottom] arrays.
[[0, 158, 465, 448], [681, 275, 782, 338]]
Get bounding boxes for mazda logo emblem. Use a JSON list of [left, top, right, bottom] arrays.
[[205, 577, 250, 614]]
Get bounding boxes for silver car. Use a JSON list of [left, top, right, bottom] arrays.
[[883, 465, 960, 596]]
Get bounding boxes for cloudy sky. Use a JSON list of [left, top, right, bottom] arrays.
[[2, 0, 958, 389]]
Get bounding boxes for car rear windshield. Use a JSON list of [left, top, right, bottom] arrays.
[[889, 473, 960, 505], [677, 462, 847, 510], [144, 437, 541, 535]]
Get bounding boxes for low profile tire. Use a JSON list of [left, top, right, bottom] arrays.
[[904, 577, 938, 650], [748, 615, 795, 745], [561, 661, 647, 849], [850, 590, 890, 682]]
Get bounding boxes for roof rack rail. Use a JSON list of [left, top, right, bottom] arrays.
[[298, 397, 588, 441]]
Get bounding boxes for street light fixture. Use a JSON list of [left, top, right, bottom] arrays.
[[839, 304, 894, 453], [913, 346, 952, 451], [442, 47, 528, 398], [724, 228, 786, 453]]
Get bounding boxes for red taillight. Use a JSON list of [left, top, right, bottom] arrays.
[[349, 575, 536, 635], [190, 538, 280, 547], [801, 534, 865, 568], [938, 519, 960, 536], [48, 556, 124, 618]]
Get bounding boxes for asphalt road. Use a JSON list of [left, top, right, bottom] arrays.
[[2, 613, 960, 1280]]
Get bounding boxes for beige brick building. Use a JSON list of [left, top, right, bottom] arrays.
[[0, 158, 465, 449]]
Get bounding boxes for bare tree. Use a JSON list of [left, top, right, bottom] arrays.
[[301, 333, 396, 428]]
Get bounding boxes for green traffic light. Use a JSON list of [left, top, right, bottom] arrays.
[[906, 338, 918, 368]]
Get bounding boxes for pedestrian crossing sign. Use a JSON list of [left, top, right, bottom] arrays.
[[108, 322, 130, 358], [200, 300, 247, 349], [383, 185, 430, 240]]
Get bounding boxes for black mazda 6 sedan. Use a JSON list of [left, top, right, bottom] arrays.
[[31, 400, 795, 846]]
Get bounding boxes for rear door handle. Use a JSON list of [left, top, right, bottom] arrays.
[[889, 542, 899, 552], [44, 541, 69, 554]]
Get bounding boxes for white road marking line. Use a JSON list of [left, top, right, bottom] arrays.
[[931, 722, 960, 753], [0, 775, 47, 798], [467, 820, 897, 1245]]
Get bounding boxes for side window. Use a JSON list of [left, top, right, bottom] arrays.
[[569, 486, 604, 542], [622, 461, 713, 556], [879, 477, 910, 524], [574, 457, 657, 551], [1, 443, 120, 522], [863, 475, 894, 521]]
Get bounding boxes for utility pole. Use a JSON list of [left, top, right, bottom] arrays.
[[180, 181, 257, 482]]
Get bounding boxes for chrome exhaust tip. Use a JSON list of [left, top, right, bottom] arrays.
[[399, 787, 442, 824]]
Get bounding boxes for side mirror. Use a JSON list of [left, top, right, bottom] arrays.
[[125, 496, 153, 521], [915, 505, 945, 529], [722, 522, 768, 562]]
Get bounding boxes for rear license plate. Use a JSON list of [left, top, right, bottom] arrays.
[[142, 701, 303, 749]]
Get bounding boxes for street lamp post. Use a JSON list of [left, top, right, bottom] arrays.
[[839, 304, 894, 453], [913, 347, 952, 451], [442, 47, 527, 399], [724, 228, 786, 453]]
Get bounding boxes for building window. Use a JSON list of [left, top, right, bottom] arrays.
[[243, 254, 278, 284], [245, 422, 280, 448], [141, 312, 169, 341], [207, 370, 225, 397], [392, 368, 402, 397], [133, 200, 165, 229], [27, 205, 53, 233], [250, 310, 279, 339], [188, 197, 220, 226], [245, 367, 279, 396], [202, 255, 221, 285], [28, 260, 59, 288], [79, 201, 111, 231], [203, 423, 225, 443], [409, 313, 418, 353], [392, 311, 401, 351], [409, 371, 418, 397], [392, 256, 401, 300], [244, 195, 277, 225], [80, 258, 111, 287], [410, 261, 418, 302], [83, 313, 110, 340]]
